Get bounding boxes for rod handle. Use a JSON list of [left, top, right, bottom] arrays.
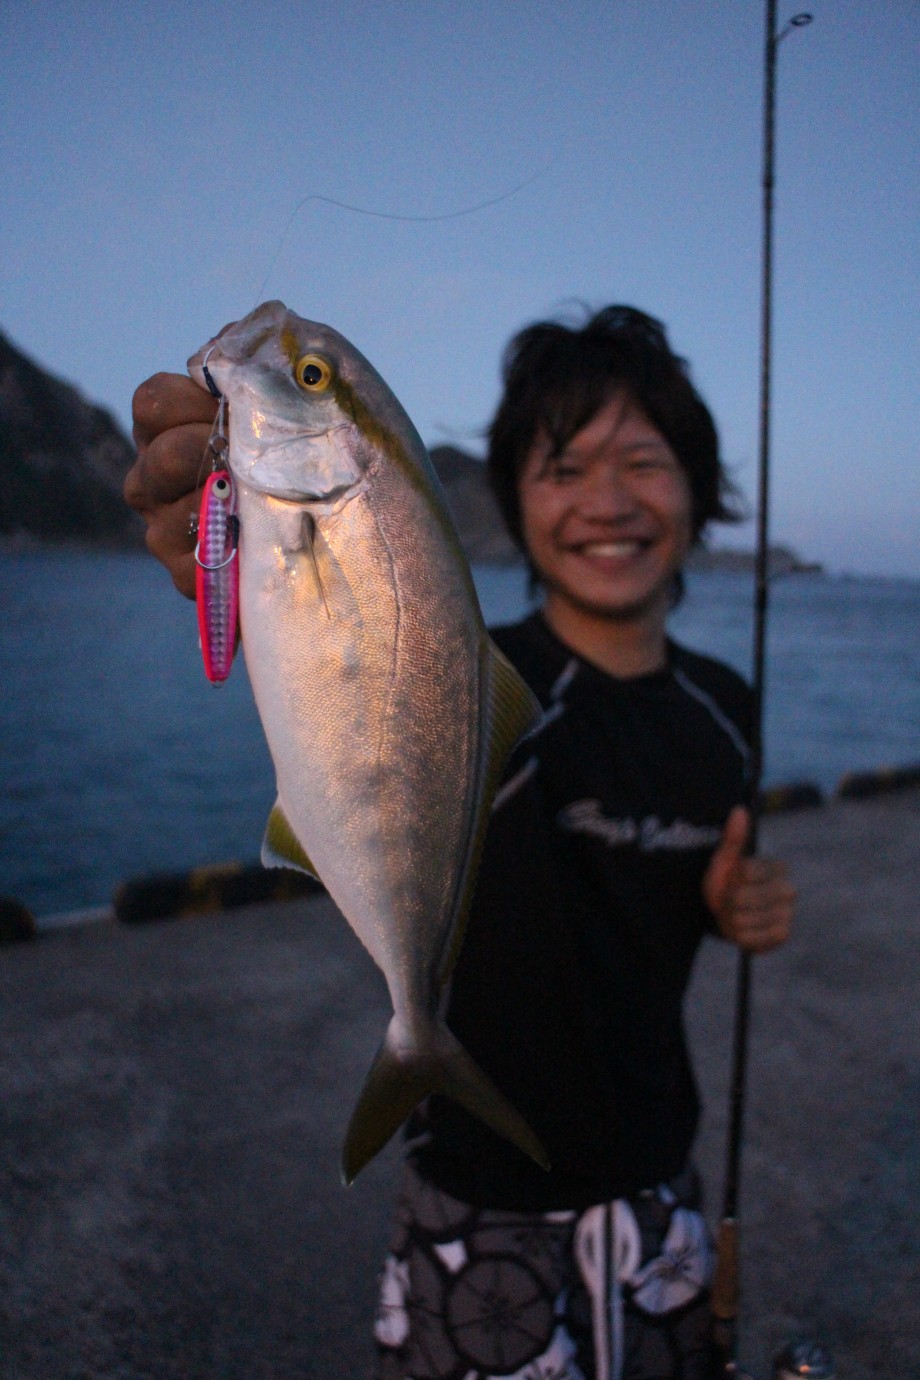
[[711, 1216, 739, 1322]]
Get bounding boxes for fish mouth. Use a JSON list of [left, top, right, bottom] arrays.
[[187, 304, 288, 375]]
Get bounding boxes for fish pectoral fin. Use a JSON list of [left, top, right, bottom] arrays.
[[302, 512, 331, 619], [261, 800, 321, 880], [341, 1017, 550, 1186]]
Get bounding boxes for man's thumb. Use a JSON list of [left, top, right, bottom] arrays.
[[704, 805, 751, 912], [716, 804, 750, 867]]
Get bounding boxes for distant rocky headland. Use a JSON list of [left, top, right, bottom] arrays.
[[0, 332, 143, 548], [0, 330, 819, 574], [428, 445, 519, 563], [687, 544, 823, 577]]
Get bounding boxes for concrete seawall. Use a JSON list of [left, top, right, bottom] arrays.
[[1, 789, 918, 1378]]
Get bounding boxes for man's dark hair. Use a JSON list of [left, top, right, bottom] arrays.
[[486, 304, 741, 555]]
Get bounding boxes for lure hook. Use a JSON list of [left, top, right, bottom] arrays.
[[201, 343, 223, 400], [195, 514, 239, 572]]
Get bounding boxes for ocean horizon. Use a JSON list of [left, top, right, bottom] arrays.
[[3, 550, 919, 917]]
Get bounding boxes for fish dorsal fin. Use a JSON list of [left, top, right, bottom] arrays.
[[437, 638, 543, 984], [483, 640, 544, 779], [262, 799, 321, 880]]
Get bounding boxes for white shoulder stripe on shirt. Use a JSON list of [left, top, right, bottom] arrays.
[[671, 666, 751, 765]]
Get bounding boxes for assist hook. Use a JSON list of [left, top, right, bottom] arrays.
[[201, 343, 223, 400]]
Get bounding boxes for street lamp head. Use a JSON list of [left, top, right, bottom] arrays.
[[776, 11, 814, 46]]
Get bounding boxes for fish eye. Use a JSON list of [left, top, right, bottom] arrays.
[[212, 476, 231, 501], [295, 354, 333, 391]]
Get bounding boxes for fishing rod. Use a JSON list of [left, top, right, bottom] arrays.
[[710, 5, 813, 1377]]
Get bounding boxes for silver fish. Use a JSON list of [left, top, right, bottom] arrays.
[[188, 301, 548, 1183]]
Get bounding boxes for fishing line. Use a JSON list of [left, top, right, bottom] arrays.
[[189, 167, 549, 572], [189, 350, 230, 537], [253, 166, 551, 307]]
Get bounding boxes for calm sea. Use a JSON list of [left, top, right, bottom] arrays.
[[2, 550, 918, 917]]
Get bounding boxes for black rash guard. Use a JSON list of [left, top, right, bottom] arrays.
[[410, 612, 753, 1212]]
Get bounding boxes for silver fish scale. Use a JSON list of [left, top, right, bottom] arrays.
[[237, 469, 478, 1022]]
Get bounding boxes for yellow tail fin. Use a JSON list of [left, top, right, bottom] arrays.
[[341, 1016, 550, 1185]]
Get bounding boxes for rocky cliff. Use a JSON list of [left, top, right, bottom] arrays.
[[0, 332, 142, 546], [428, 445, 518, 563]]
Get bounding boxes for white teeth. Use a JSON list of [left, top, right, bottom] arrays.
[[582, 541, 642, 557]]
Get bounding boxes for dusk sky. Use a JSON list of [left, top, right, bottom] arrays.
[[3, 0, 917, 576]]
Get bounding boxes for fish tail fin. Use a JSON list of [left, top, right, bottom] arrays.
[[341, 1016, 550, 1185]]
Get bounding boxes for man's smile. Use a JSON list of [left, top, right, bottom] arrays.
[[568, 536, 655, 560]]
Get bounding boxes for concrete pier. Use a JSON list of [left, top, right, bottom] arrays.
[[1, 789, 918, 1378]]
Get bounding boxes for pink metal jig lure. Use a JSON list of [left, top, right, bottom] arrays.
[[194, 378, 239, 684]]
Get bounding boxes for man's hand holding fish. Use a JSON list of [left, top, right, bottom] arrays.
[[128, 372, 219, 598]]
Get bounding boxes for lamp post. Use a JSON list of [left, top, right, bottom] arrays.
[[710, 6, 812, 1377]]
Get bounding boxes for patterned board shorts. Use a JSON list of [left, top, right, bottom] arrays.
[[375, 1159, 715, 1380]]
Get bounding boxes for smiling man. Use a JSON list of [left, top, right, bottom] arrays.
[[374, 306, 794, 1380], [126, 304, 794, 1380]]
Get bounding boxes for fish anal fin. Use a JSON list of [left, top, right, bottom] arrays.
[[341, 1017, 550, 1185], [262, 800, 321, 880]]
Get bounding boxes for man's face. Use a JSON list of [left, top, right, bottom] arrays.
[[518, 390, 694, 630]]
